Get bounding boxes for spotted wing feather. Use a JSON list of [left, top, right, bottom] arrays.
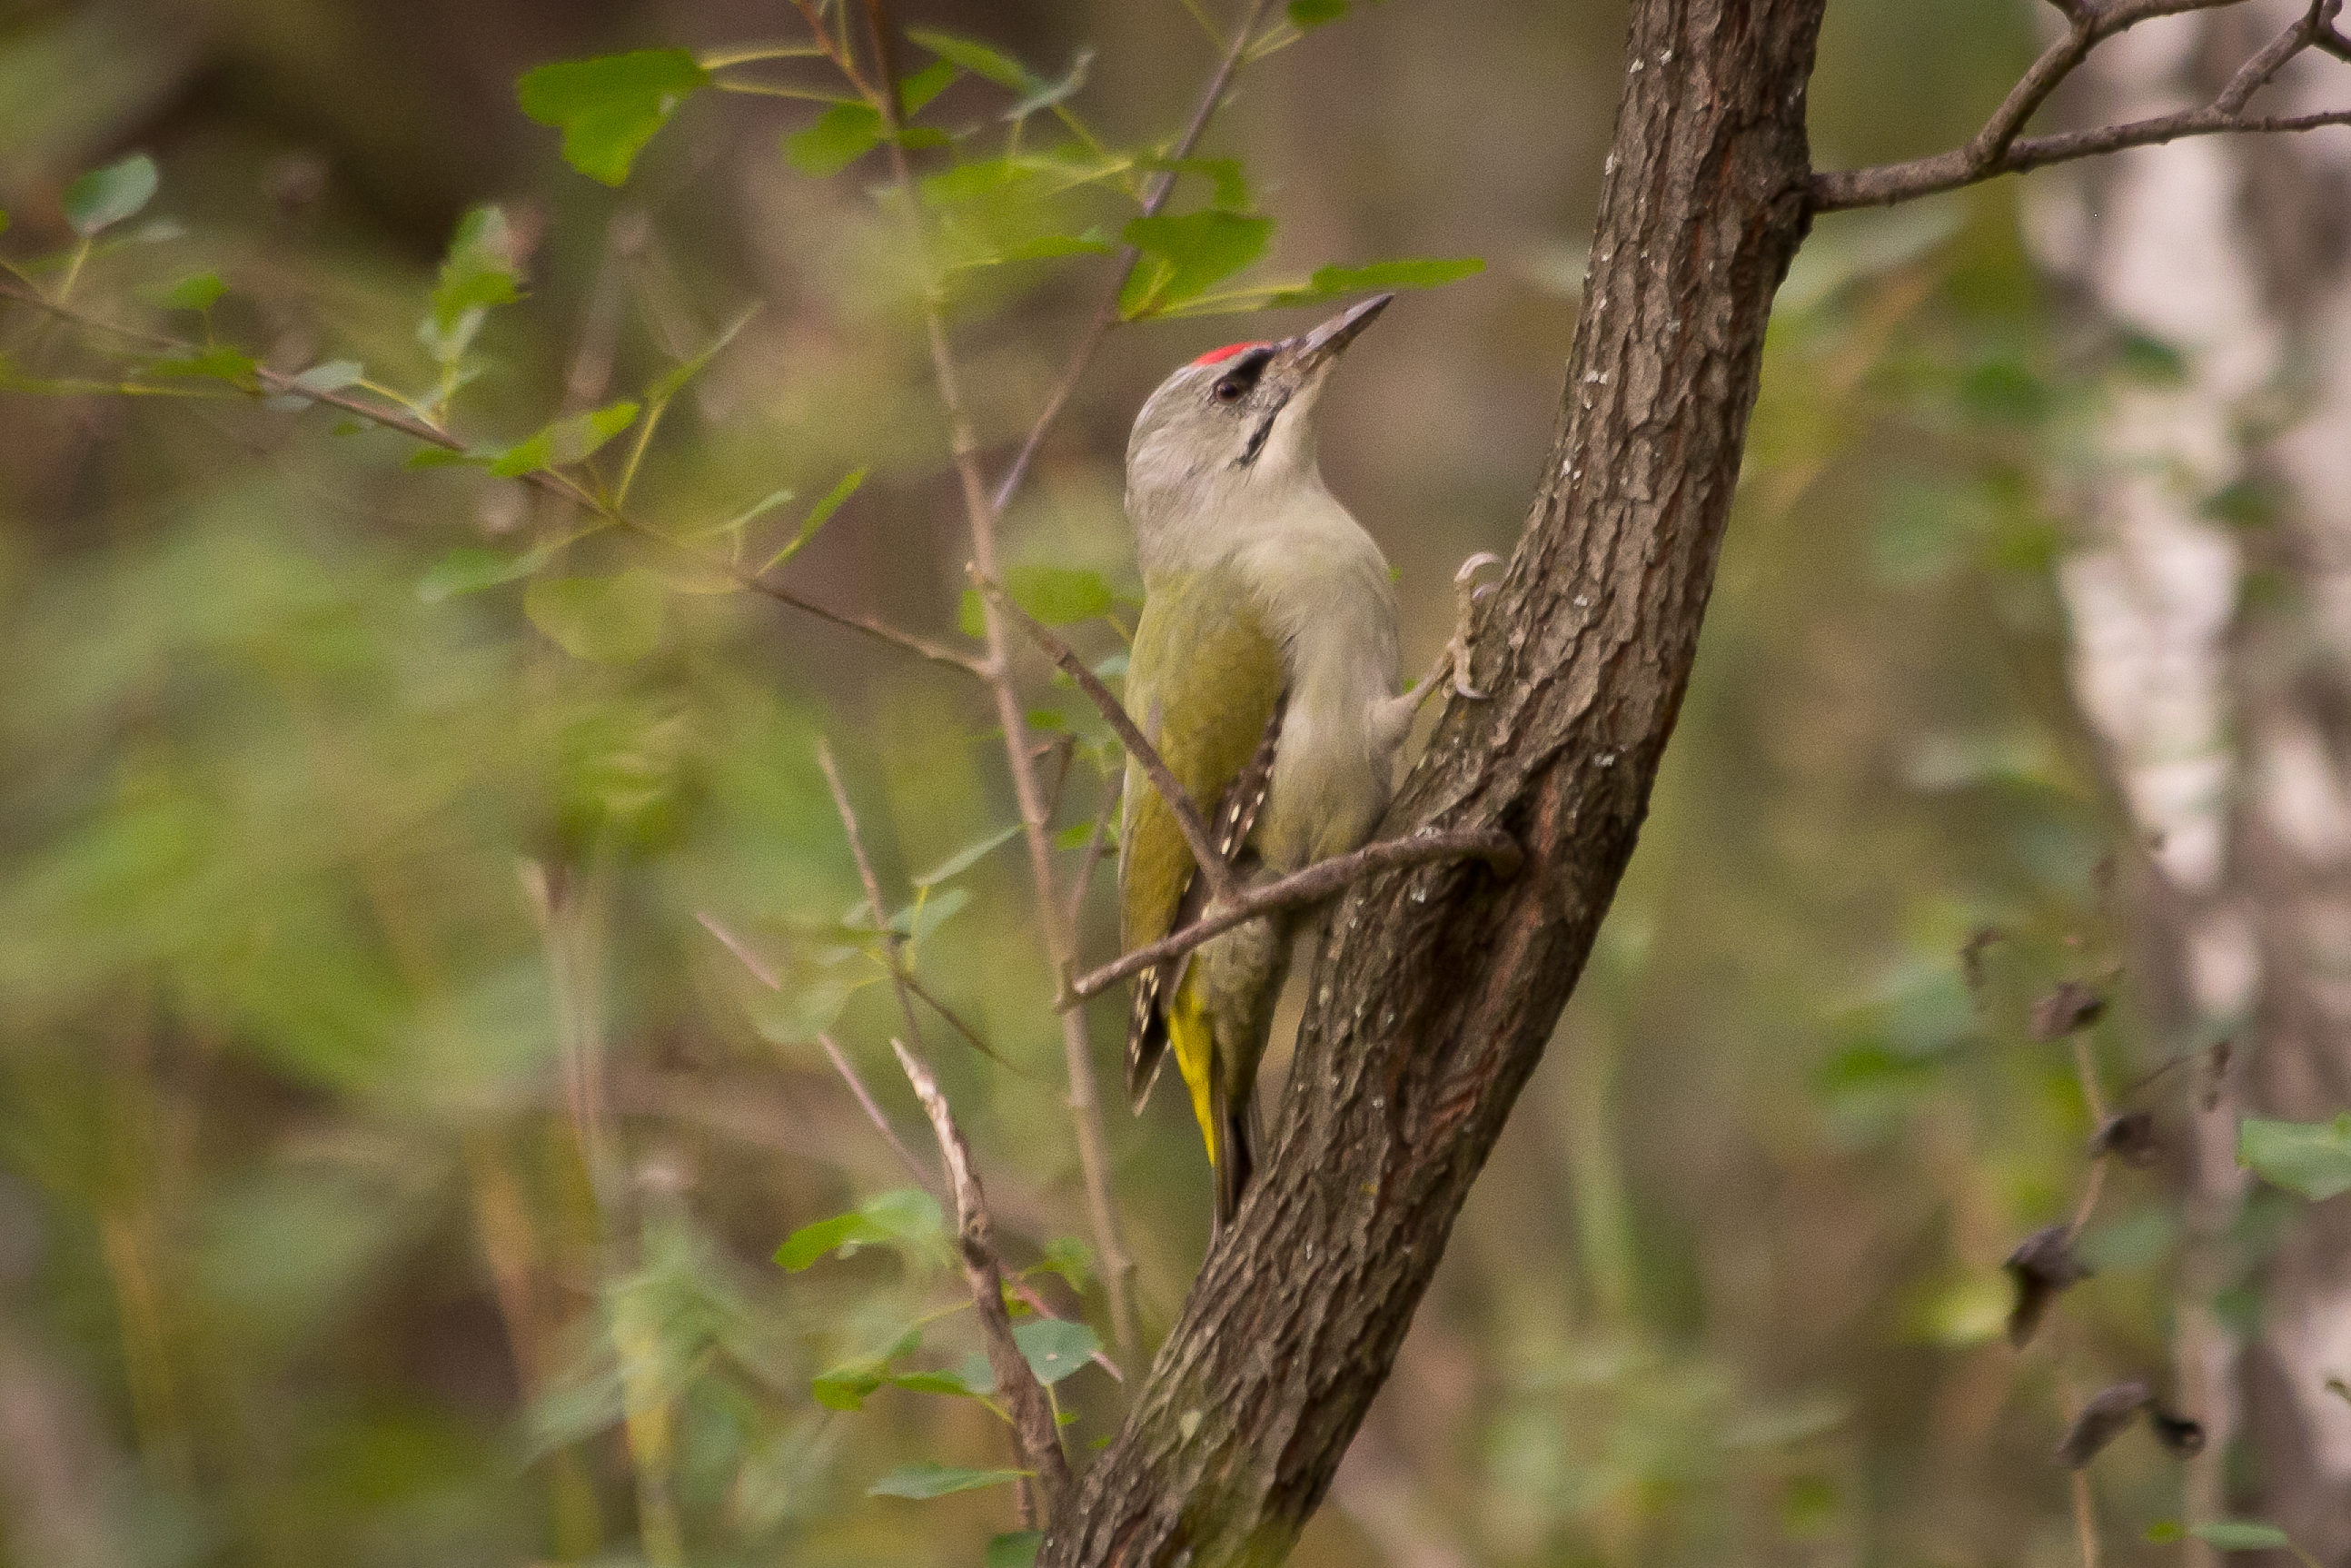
[[1125, 697, 1285, 1109]]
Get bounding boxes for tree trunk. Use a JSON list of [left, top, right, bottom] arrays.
[[2038, 4, 2351, 1556], [1040, 2, 1827, 1561]]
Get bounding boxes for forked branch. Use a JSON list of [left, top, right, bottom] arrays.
[[1812, 0, 2350, 211]]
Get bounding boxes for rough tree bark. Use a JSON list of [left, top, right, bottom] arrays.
[[1040, 1, 1827, 1561]]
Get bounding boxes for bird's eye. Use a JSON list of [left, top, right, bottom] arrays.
[[1212, 377, 1245, 403]]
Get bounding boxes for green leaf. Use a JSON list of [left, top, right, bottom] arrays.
[[799, 465, 867, 535], [425, 205, 524, 359], [2145, 1522, 2185, 1544], [987, 1533, 1045, 1568], [491, 401, 640, 478], [888, 1361, 995, 1398], [786, 103, 882, 176], [811, 1363, 886, 1411], [2239, 1115, 2351, 1200], [868, 1463, 1026, 1500], [64, 153, 158, 237], [1120, 211, 1273, 317], [957, 564, 1116, 637], [144, 347, 259, 387], [154, 272, 224, 312], [899, 58, 958, 117], [263, 358, 366, 411], [517, 49, 709, 186], [776, 1187, 943, 1271], [1006, 48, 1091, 119], [909, 29, 1037, 93], [759, 468, 863, 573], [417, 543, 551, 603], [406, 447, 492, 471], [2193, 1522, 2295, 1552], [1012, 1316, 1098, 1385], [1138, 156, 1251, 210], [645, 304, 760, 407], [1269, 256, 1484, 305], [1033, 1236, 1096, 1293], [523, 571, 667, 663], [1289, 0, 1349, 26], [911, 824, 1023, 888]]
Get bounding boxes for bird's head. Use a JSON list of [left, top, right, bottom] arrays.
[[1124, 293, 1391, 552]]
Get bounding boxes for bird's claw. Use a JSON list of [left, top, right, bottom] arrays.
[[1446, 553, 1504, 701]]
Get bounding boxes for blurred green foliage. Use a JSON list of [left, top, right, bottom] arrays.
[[0, 0, 2326, 1564]]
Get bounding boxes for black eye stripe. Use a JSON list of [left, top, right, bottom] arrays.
[[1211, 347, 1276, 402]]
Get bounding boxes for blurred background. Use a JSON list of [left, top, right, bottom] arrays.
[[5, 0, 2350, 1563]]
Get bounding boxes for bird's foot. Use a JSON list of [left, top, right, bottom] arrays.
[[1371, 554, 1505, 753], [1441, 553, 1504, 701]]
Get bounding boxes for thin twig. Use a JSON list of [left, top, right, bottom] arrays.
[[819, 1032, 937, 1189], [1066, 827, 1523, 1003], [898, 968, 1039, 1081], [1815, 104, 2351, 209], [977, 571, 1235, 906], [987, 0, 1280, 516], [817, 739, 932, 1059], [2070, 1469, 2101, 1568], [0, 278, 979, 675], [861, 0, 1145, 1365], [891, 1038, 1076, 1519], [1066, 770, 1125, 935], [1810, 0, 2351, 212]]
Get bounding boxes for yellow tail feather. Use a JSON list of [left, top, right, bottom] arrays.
[[1169, 978, 1218, 1175]]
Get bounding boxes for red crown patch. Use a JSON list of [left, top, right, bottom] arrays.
[[1191, 341, 1268, 367]]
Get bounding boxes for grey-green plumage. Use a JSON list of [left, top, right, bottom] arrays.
[[1116, 297, 1408, 1234]]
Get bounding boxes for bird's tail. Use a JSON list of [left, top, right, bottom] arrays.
[[1168, 978, 1258, 1237], [1210, 1082, 1258, 1238]]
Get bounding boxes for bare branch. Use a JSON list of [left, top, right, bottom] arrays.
[[890, 1039, 1075, 1520], [862, 0, 1142, 1364], [1813, 104, 2351, 211], [817, 739, 934, 1060], [977, 571, 1236, 907], [1065, 827, 1523, 1003], [1065, 769, 1124, 936], [987, 0, 1281, 517], [1811, 0, 2351, 212], [819, 1032, 937, 1190], [2217, 0, 2342, 112]]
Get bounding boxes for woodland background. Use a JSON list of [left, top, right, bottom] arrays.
[[4, 0, 2348, 1564]]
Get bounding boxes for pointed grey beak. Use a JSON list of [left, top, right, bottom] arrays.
[[1285, 293, 1393, 377]]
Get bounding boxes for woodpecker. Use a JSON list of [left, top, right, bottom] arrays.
[[1118, 293, 1466, 1236]]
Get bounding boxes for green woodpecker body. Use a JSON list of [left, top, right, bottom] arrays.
[[1118, 295, 1406, 1233]]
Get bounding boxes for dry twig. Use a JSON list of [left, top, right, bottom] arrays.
[[1812, 0, 2351, 211], [891, 1039, 1076, 1519], [1066, 828, 1523, 1002]]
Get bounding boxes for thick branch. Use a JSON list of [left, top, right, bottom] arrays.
[[1064, 828, 1523, 1003], [976, 572, 1235, 906], [890, 1039, 1075, 1519], [1041, 0, 1825, 1558]]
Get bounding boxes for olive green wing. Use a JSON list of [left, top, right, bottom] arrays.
[[1117, 569, 1285, 1110]]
